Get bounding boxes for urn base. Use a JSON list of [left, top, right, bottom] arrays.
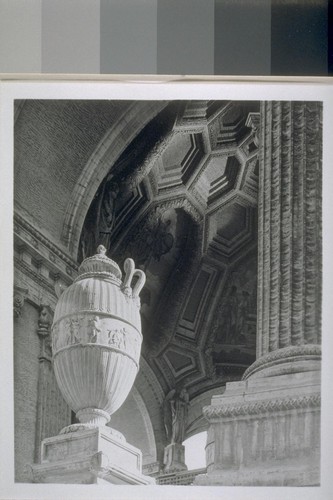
[[30, 427, 155, 485]]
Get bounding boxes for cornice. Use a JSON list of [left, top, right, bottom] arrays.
[[14, 256, 56, 296], [14, 212, 78, 270]]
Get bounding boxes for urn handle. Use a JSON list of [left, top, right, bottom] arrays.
[[123, 258, 146, 297], [132, 269, 146, 298]]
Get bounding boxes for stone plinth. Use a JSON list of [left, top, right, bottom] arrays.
[[30, 427, 155, 485], [195, 367, 320, 486], [163, 443, 187, 473]]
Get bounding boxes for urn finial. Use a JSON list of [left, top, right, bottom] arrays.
[[97, 244, 107, 255]]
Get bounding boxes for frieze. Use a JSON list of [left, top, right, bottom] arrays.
[[52, 315, 141, 362], [203, 393, 321, 419]]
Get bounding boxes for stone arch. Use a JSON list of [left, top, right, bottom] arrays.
[[186, 386, 226, 440], [61, 101, 168, 257]]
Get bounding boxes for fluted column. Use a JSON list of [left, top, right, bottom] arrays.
[[245, 101, 322, 378], [196, 101, 322, 486]]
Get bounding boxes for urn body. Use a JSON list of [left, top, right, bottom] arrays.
[[51, 249, 145, 426]]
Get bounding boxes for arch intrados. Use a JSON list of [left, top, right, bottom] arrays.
[[61, 101, 169, 257]]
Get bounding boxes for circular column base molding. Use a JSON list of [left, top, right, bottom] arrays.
[[242, 345, 321, 380]]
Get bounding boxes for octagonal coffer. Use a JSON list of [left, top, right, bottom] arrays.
[[51, 245, 146, 430]]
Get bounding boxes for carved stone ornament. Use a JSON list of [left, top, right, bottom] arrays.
[[242, 344, 321, 380], [37, 305, 53, 336], [51, 245, 146, 430], [13, 285, 28, 318], [203, 393, 320, 420]]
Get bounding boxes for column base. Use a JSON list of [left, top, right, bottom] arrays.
[[163, 443, 187, 473], [29, 426, 155, 485], [195, 369, 321, 486]]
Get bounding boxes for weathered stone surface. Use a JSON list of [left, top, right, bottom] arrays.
[[257, 101, 322, 357], [29, 427, 154, 485], [196, 370, 321, 486], [200, 101, 322, 486]]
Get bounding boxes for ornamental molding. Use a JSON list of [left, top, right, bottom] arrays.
[[14, 214, 78, 298], [203, 393, 321, 419], [242, 345, 322, 380], [139, 357, 165, 404], [126, 130, 176, 189], [14, 213, 78, 270], [14, 256, 58, 297], [155, 197, 203, 224], [14, 265, 59, 309]]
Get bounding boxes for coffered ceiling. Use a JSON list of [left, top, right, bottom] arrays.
[[79, 99, 260, 400], [14, 97, 260, 417]]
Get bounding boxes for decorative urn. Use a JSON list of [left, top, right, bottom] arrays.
[[51, 245, 146, 430]]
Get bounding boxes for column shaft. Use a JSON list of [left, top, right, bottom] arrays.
[[257, 101, 322, 357]]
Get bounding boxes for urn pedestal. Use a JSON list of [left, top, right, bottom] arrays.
[[30, 427, 154, 485], [30, 246, 154, 485]]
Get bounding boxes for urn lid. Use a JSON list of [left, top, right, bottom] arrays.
[[77, 245, 122, 280]]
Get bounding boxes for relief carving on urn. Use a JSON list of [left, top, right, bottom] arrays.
[[51, 245, 145, 431]]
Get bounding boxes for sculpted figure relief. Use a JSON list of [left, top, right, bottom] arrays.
[[163, 388, 190, 445]]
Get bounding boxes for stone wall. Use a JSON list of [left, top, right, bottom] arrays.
[[14, 302, 40, 482]]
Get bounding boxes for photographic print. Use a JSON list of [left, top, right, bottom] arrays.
[[1, 81, 332, 500]]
